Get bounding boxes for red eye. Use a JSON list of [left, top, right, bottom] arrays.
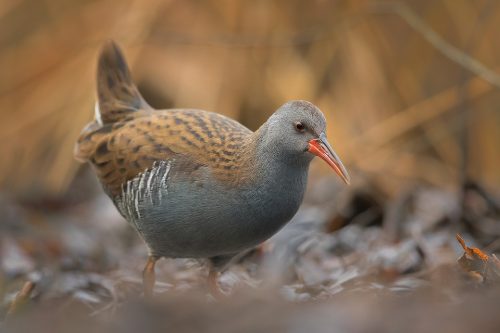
[[295, 122, 305, 132]]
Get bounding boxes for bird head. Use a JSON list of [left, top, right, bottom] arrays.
[[264, 100, 350, 185]]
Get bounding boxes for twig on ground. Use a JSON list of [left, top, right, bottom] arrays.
[[5, 281, 36, 319]]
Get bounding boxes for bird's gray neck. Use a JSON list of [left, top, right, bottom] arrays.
[[238, 124, 311, 222]]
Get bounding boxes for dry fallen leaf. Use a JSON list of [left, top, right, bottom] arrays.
[[456, 234, 500, 283]]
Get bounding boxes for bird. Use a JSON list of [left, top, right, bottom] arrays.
[[74, 41, 350, 297]]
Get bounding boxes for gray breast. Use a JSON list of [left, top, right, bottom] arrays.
[[114, 159, 308, 259]]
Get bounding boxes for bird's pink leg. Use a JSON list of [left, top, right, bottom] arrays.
[[143, 255, 158, 298], [208, 268, 225, 299]]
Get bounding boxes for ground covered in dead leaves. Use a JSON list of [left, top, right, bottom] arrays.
[[1, 177, 499, 333]]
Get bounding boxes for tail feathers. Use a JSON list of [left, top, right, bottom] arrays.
[[96, 40, 151, 124]]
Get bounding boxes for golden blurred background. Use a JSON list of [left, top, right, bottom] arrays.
[[1, 0, 499, 200]]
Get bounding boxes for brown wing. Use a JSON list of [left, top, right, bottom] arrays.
[[74, 41, 254, 197], [75, 109, 253, 197]]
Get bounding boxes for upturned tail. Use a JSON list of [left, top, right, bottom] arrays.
[[74, 40, 151, 162]]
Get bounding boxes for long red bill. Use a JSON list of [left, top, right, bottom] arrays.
[[308, 133, 351, 185]]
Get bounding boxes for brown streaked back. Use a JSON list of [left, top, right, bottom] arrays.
[[75, 109, 254, 197], [74, 41, 256, 197]]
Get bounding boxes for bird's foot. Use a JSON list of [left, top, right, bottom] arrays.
[[208, 269, 226, 300], [142, 255, 158, 299]]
